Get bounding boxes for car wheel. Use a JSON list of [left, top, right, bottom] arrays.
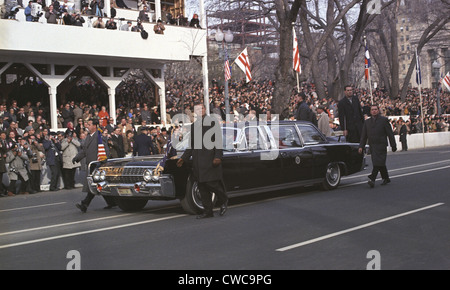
[[322, 163, 341, 190], [115, 197, 148, 211], [180, 176, 216, 215]]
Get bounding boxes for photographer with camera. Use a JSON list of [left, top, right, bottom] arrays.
[[6, 143, 30, 196], [45, 4, 58, 24], [27, 134, 44, 193], [105, 17, 117, 30], [61, 132, 80, 189], [43, 131, 62, 191], [153, 19, 165, 35], [72, 12, 85, 26]]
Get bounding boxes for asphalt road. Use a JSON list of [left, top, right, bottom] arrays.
[[0, 146, 449, 271]]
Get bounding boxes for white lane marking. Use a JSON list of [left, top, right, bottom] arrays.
[[0, 214, 187, 249], [341, 165, 450, 187], [0, 205, 182, 236], [0, 202, 67, 213], [342, 160, 450, 180], [276, 203, 444, 252]]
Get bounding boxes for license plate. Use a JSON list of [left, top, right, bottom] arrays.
[[118, 188, 132, 196]]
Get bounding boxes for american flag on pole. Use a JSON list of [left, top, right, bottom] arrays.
[[365, 43, 371, 81], [442, 72, 450, 92], [234, 47, 252, 83], [97, 130, 107, 161], [415, 49, 422, 85], [293, 28, 301, 73], [224, 49, 232, 81]]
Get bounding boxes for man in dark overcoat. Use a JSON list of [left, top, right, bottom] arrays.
[[338, 85, 364, 143], [133, 127, 156, 156], [177, 104, 228, 218], [399, 119, 408, 151], [359, 105, 397, 187], [73, 119, 116, 212]]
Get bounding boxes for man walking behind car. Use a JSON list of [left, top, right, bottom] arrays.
[[359, 104, 397, 188], [176, 103, 228, 219]]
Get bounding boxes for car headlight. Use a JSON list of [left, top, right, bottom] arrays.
[[92, 170, 99, 182], [99, 170, 106, 181], [143, 169, 153, 182]]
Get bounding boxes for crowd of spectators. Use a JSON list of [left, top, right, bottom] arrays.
[[4, 0, 203, 33], [1, 72, 449, 198]]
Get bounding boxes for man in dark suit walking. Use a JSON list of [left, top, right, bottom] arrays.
[[338, 85, 364, 143], [176, 103, 228, 219], [359, 104, 397, 187], [73, 119, 116, 212]]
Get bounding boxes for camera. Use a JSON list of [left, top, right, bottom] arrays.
[[31, 3, 43, 21], [31, 153, 38, 163]]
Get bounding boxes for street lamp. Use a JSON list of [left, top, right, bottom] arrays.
[[215, 29, 234, 116], [432, 59, 441, 116]]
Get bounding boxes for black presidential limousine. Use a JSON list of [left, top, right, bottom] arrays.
[[86, 121, 364, 214]]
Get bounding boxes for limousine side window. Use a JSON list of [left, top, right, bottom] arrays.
[[244, 126, 267, 150], [297, 125, 326, 144], [269, 125, 302, 149]]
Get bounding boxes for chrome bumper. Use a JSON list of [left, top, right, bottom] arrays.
[[87, 175, 176, 198]]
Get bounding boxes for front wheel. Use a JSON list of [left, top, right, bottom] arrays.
[[180, 176, 216, 215], [322, 163, 341, 190], [114, 197, 148, 211]]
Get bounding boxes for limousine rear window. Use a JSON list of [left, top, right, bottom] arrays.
[[268, 125, 302, 149], [297, 125, 326, 144]]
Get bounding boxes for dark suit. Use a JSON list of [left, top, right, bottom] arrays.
[[74, 130, 115, 208], [338, 96, 364, 143], [133, 133, 156, 156], [109, 133, 125, 158], [399, 124, 408, 151], [180, 115, 227, 214], [359, 115, 397, 181], [43, 138, 62, 191]]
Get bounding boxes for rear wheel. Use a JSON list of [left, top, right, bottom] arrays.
[[114, 198, 148, 211], [322, 163, 341, 190], [180, 176, 216, 215]]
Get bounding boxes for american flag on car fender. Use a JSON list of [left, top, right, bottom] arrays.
[[97, 130, 107, 161], [154, 136, 177, 176]]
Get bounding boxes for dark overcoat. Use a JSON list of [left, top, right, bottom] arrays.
[[133, 133, 156, 156], [338, 96, 364, 143], [399, 124, 408, 142], [181, 115, 223, 183], [359, 115, 397, 167]]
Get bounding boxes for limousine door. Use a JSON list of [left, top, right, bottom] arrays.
[[270, 124, 313, 184], [234, 126, 282, 190]]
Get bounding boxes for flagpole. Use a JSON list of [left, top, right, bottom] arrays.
[[416, 48, 426, 148], [364, 36, 374, 105]]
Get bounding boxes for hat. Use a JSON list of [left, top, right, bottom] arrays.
[[25, 126, 33, 132], [140, 126, 149, 131], [317, 105, 326, 111]]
